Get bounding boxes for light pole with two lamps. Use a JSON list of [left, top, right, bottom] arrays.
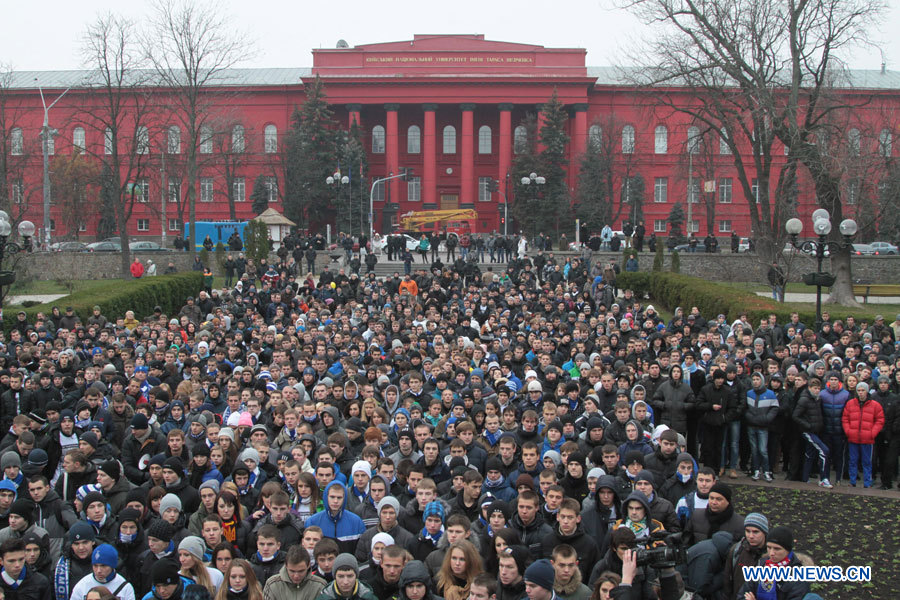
[[785, 209, 857, 330], [326, 171, 350, 235], [520, 172, 545, 240], [0, 211, 36, 322], [36, 79, 77, 251]]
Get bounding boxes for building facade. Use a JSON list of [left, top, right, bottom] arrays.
[[3, 34, 899, 241]]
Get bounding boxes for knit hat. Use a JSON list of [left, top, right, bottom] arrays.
[[239, 448, 259, 465], [125, 488, 148, 507], [0, 480, 16, 499], [371, 532, 394, 552], [131, 413, 149, 430], [676, 452, 694, 466], [163, 457, 184, 473], [485, 456, 503, 473], [504, 545, 531, 576], [160, 493, 182, 514], [80, 432, 99, 449], [635, 470, 656, 488], [98, 460, 121, 481], [709, 482, 733, 504], [178, 536, 207, 561], [199, 480, 220, 494], [9, 498, 33, 522], [423, 500, 445, 523], [92, 543, 118, 568], [219, 427, 235, 442], [488, 499, 511, 521], [524, 559, 556, 591], [587, 467, 605, 480], [118, 508, 142, 527], [542, 450, 561, 467], [332, 553, 359, 576], [68, 521, 96, 543], [1, 452, 21, 470], [744, 513, 770, 535], [377, 496, 400, 514], [767, 526, 794, 551], [151, 559, 181, 585], [81, 491, 106, 510], [352, 460, 371, 477], [515, 473, 535, 491], [76, 484, 102, 503], [26, 449, 48, 467], [147, 519, 175, 543], [623, 450, 645, 467], [192, 443, 211, 458]]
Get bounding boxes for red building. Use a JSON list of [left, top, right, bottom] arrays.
[[3, 34, 898, 241]]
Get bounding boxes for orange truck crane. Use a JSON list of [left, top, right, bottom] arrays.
[[397, 209, 477, 237]]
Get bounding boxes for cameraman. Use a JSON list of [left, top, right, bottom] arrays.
[[596, 529, 680, 600]]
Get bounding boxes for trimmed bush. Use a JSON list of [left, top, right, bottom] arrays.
[[6, 272, 204, 333], [617, 272, 891, 325], [652, 242, 664, 272], [670, 250, 681, 273]]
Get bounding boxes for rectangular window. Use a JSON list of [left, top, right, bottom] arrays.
[[168, 181, 180, 203], [79, 223, 87, 232], [199, 127, 213, 154], [688, 220, 699, 233], [233, 177, 245, 203], [134, 178, 149, 202], [372, 180, 385, 202], [137, 219, 149, 231], [265, 176, 278, 203], [73, 128, 86, 152], [11, 179, 24, 204], [654, 177, 668, 203], [104, 129, 113, 155], [751, 178, 760, 204], [654, 219, 667, 233], [718, 177, 733, 203], [687, 180, 700, 204], [407, 177, 421, 202], [200, 177, 214, 202], [168, 219, 181, 231], [478, 176, 493, 202], [719, 220, 732, 233]]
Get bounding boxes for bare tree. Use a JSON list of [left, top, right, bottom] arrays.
[[80, 13, 154, 277], [620, 0, 885, 305], [0, 66, 33, 223], [50, 152, 99, 239], [144, 0, 252, 257]]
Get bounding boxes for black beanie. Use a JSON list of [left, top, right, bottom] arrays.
[[768, 526, 794, 551], [9, 499, 34, 524], [146, 519, 175, 543], [98, 460, 121, 481], [125, 488, 148, 507], [709, 482, 733, 504]]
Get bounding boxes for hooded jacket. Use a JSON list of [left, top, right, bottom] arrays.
[[507, 509, 553, 559], [399, 560, 443, 600], [305, 481, 366, 555], [263, 564, 327, 600], [792, 388, 824, 434], [819, 384, 850, 435], [580, 476, 621, 559], [650, 370, 695, 434], [842, 396, 885, 445], [33, 488, 77, 560]]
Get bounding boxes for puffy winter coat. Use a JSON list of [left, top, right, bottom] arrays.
[[744, 387, 779, 428], [842, 397, 885, 445], [304, 481, 366, 555], [651, 378, 695, 434], [792, 388, 824, 434], [819, 386, 850, 436], [696, 381, 738, 427]]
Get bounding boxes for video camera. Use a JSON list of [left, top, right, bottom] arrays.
[[634, 532, 688, 568]]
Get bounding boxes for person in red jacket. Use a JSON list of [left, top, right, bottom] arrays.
[[130, 257, 145, 278], [842, 382, 885, 488]]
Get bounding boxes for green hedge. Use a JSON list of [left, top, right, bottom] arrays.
[[7, 272, 204, 332], [617, 272, 892, 325]]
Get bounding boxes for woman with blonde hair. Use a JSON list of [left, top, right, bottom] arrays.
[[214, 558, 264, 600], [179, 535, 225, 594], [436, 540, 483, 600]]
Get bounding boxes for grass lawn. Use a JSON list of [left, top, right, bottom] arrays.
[[731, 484, 898, 599], [8, 279, 113, 296]]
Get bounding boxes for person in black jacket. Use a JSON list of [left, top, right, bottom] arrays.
[[580, 475, 621, 560], [792, 378, 832, 487], [0, 537, 51, 600], [539, 498, 599, 581], [121, 413, 168, 485], [695, 370, 737, 472]]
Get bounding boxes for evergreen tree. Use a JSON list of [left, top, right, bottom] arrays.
[[336, 120, 369, 236], [283, 76, 339, 229], [667, 202, 686, 246], [538, 90, 571, 239], [575, 135, 612, 232], [250, 175, 269, 216]]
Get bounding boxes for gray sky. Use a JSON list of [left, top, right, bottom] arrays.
[[2, 0, 898, 72]]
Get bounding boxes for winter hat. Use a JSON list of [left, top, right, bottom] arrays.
[[488, 500, 511, 522], [26, 449, 49, 468], [239, 448, 259, 465], [151, 559, 181, 585], [587, 467, 605, 480], [423, 500, 445, 523], [524, 559, 556, 591], [744, 513, 770, 535], [676, 452, 694, 466], [81, 492, 106, 511], [9, 499, 34, 522], [125, 488, 148, 508], [160, 493, 182, 514], [131, 413, 149, 430], [623, 450, 645, 467], [352, 460, 371, 477], [0, 480, 17, 499], [1, 452, 21, 470], [199, 480, 220, 494], [218, 427, 235, 442], [118, 508, 142, 527], [226, 413, 241, 428], [485, 456, 503, 473], [504, 545, 531, 576], [377, 496, 400, 514], [68, 521, 96, 543], [192, 443, 211, 458], [179, 536, 207, 561], [567, 451, 586, 468], [80, 432, 99, 449], [635, 470, 656, 488], [709, 482, 733, 504], [515, 474, 535, 491], [98, 460, 121, 481], [76, 484, 102, 503], [92, 543, 118, 568], [332, 553, 359, 576], [767, 526, 794, 551], [147, 520, 175, 543], [399, 560, 431, 587], [542, 450, 561, 467], [371, 532, 395, 552]]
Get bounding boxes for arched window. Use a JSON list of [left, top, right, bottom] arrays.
[[199, 125, 213, 154], [371, 125, 385, 154], [588, 125, 602, 150], [513, 125, 528, 154], [136, 126, 149, 155], [264, 125, 277, 153], [848, 128, 860, 156], [167, 125, 181, 154], [687, 126, 700, 154], [622, 125, 635, 154], [407, 125, 420, 154], [443, 125, 456, 154], [73, 127, 86, 153], [104, 128, 113, 155], [478, 126, 492, 154], [10, 128, 23, 155], [719, 129, 731, 155], [232, 125, 245, 153], [879, 128, 892, 158], [654, 125, 668, 154]]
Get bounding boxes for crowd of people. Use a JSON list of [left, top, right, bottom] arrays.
[[0, 248, 896, 600]]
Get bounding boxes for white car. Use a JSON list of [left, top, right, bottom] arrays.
[[870, 241, 898, 255], [375, 234, 420, 253]]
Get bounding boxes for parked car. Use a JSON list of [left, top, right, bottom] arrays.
[[375, 234, 421, 253], [737, 237, 751, 253], [852, 243, 878, 255], [85, 240, 121, 252], [48, 241, 87, 252], [869, 241, 898, 255], [672, 241, 720, 253], [129, 241, 170, 252]]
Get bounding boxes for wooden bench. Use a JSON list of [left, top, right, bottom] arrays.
[[852, 284, 900, 303]]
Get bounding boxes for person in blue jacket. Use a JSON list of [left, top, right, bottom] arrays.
[[305, 481, 366, 555]]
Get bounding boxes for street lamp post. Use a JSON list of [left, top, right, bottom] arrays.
[[36, 80, 75, 251], [368, 170, 410, 243], [326, 171, 350, 233], [520, 172, 545, 240], [785, 209, 857, 330], [0, 211, 36, 322]]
